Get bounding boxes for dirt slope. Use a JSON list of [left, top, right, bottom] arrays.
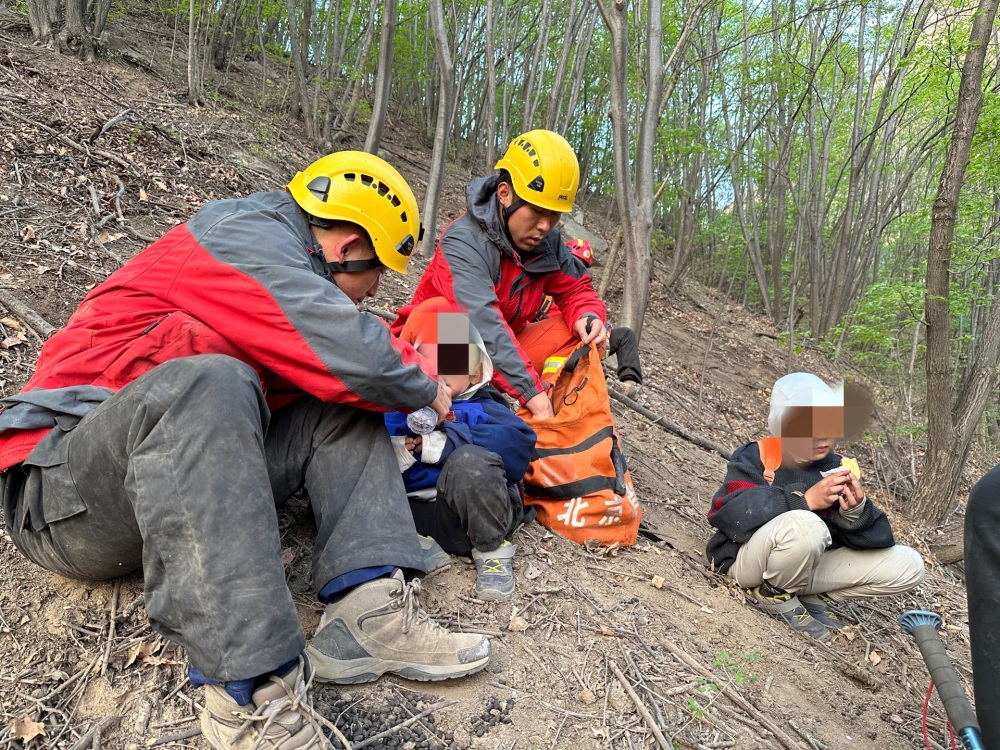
[[0, 7, 980, 750]]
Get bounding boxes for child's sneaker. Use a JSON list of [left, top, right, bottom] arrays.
[[418, 535, 452, 573], [472, 541, 517, 600], [799, 593, 846, 629], [751, 582, 831, 642]]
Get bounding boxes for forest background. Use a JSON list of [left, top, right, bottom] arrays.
[[17, 0, 1000, 556]]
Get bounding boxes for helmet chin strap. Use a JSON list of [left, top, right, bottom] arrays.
[[326, 257, 385, 273], [500, 196, 530, 251]]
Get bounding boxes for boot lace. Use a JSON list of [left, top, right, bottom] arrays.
[[223, 657, 338, 750], [400, 577, 448, 636]]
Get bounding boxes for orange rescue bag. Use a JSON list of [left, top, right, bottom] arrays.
[[518, 345, 641, 546]]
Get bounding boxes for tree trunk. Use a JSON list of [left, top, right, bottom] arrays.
[[337, 0, 378, 135], [910, 0, 1000, 526], [187, 0, 202, 105], [59, 0, 95, 61], [286, 0, 317, 141], [26, 0, 55, 44], [421, 0, 455, 255], [363, 0, 397, 154], [484, 0, 498, 169], [92, 0, 113, 39]]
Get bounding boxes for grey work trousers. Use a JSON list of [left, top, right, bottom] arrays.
[[1, 355, 423, 682]]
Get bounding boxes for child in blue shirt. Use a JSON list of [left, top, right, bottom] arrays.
[[386, 299, 536, 600]]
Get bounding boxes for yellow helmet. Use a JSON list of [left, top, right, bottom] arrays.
[[288, 151, 422, 274], [494, 129, 579, 213]]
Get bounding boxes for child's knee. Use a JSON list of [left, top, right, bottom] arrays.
[[894, 545, 926, 591], [775, 510, 830, 551]]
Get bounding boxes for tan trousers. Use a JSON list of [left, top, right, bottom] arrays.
[[729, 510, 925, 601]]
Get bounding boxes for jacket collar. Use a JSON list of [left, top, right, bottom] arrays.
[[466, 176, 563, 274]]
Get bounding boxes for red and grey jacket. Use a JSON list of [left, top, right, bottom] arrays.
[[0, 191, 437, 471], [392, 176, 606, 405]]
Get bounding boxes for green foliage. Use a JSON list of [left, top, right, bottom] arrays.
[[712, 649, 761, 685], [685, 696, 705, 719]]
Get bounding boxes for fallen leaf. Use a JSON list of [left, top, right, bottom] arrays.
[[508, 615, 530, 633], [0, 318, 20, 328], [869, 650, 882, 666], [578, 688, 596, 705], [890, 714, 903, 724], [126, 639, 159, 668], [22, 225, 35, 241], [699, 605, 714, 614], [651, 574, 665, 589], [139, 186, 148, 201], [281, 547, 296, 566], [525, 563, 542, 580], [2, 336, 22, 349], [10, 714, 46, 743]]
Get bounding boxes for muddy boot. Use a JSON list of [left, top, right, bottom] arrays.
[[200, 657, 331, 750], [306, 570, 491, 684]]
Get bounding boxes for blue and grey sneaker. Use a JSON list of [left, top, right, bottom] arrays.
[[418, 535, 452, 574], [799, 593, 846, 629], [751, 583, 831, 642], [472, 541, 517, 601]]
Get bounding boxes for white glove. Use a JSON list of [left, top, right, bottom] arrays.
[[420, 431, 447, 464], [390, 436, 417, 472]]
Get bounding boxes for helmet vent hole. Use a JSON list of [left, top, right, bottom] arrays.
[[391, 195, 401, 208], [361, 174, 374, 187], [401, 211, 408, 223], [377, 181, 390, 197], [343, 172, 356, 182]]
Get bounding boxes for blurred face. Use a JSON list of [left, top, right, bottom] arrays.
[[781, 406, 843, 465], [497, 181, 561, 253], [416, 344, 483, 397]]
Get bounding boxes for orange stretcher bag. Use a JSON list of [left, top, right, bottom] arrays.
[[518, 345, 641, 546]]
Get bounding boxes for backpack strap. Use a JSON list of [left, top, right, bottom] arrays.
[[563, 344, 591, 373], [757, 437, 783, 485]]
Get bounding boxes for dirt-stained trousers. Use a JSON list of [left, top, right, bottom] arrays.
[[407, 444, 525, 556], [1, 354, 424, 683]]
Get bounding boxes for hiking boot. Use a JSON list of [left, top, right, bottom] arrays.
[[800, 593, 846, 629], [200, 656, 331, 750], [472, 541, 517, 601], [418, 534, 452, 574], [305, 569, 491, 684], [751, 584, 831, 642]]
